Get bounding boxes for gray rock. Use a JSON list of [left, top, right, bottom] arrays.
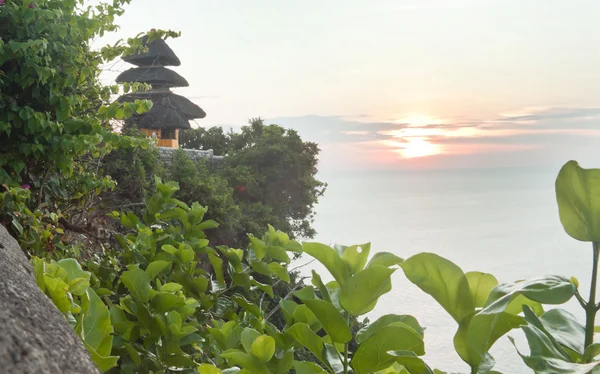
[[0, 225, 100, 374]]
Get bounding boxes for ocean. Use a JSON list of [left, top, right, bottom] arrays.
[[300, 167, 594, 373]]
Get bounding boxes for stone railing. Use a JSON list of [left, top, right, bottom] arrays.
[[157, 147, 225, 165]]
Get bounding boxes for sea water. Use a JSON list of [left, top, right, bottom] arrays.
[[299, 167, 593, 373]]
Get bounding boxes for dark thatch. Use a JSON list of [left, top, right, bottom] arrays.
[[116, 67, 189, 88], [118, 91, 206, 119], [128, 103, 192, 130], [123, 36, 181, 67]]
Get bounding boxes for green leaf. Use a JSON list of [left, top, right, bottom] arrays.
[[146, 260, 171, 280], [356, 314, 425, 344], [453, 311, 523, 369], [292, 305, 322, 332], [57, 259, 91, 283], [241, 328, 262, 353], [351, 325, 425, 374], [269, 262, 291, 283], [250, 235, 267, 260], [151, 293, 186, 314], [302, 242, 350, 286], [294, 286, 317, 301], [583, 343, 600, 361], [251, 335, 276, 362], [198, 364, 222, 374], [286, 323, 327, 366], [221, 349, 270, 374], [293, 361, 327, 374], [366, 252, 404, 269], [78, 289, 118, 372], [209, 253, 225, 285], [555, 160, 600, 241], [120, 267, 151, 303], [160, 282, 183, 293], [304, 299, 352, 343], [233, 294, 262, 318], [509, 325, 600, 374], [44, 275, 71, 313], [400, 253, 474, 323], [311, 270, 331, 302], [538, 308, 585, 356], [341, 243, 371, 275], [162, 244, 178, 255], [481, 276, 575, 315], [340, 265, 395, 316], [267, 245, 291, 263], [386, 351, 434, 374], [68, 277, 90, 296], [466, 271, 498, 308]]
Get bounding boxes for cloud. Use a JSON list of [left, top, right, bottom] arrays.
[[262, 106, 600, 170]]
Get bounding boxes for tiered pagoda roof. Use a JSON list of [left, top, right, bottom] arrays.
[[116, 36, 205, 130]]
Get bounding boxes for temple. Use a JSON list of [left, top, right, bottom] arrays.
[[116, 36, 206, 148]]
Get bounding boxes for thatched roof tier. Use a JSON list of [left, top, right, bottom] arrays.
[[122, 36, 181, 67], [118, 91, 206, 119], [116, 67, 189, 88], [130, 103, 192, 130]]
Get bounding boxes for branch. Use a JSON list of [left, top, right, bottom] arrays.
[[57, 218, 103, 240], [264, 276, 309, 322]]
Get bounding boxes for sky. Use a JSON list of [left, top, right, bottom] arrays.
[[98, 0, 600, 171]]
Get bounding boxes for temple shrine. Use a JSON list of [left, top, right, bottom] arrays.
[[116, 36, 205, 148]]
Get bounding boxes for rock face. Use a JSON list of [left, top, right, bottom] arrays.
[[0, 225, 100, 374]]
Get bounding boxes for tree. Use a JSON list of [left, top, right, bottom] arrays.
[[181, 118, 327, 240], [0, 0, 177, 237]]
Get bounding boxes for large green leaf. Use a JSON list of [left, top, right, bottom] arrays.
[[303, 242, 350, 286], [304, 299, 352, 343], [78, 289, 118, 372], [145, 260, 171, 280], [366, 252, 404, 269], [221, 349, 270, 374], [342, 243, 371, 275], [555, 160, 600, 242], [292, 305, 322, 332], [401, 253, 474, 323], [233, 294, 262, 318], [251, 335, 276, 362], [386, 351, 434, 374], [151, 293, 186, 314], [286, 323, 327, 366], [453, 311, 523, 369], [293, 361, 327, 374], [539, 308, 585, 356], [465, 271, 498, 308], [57, 258, 91, 283], [324, 344, 344, 374], [510, 325, 600, 374], [481, 276, 575, 315], [340, 265, 395, 316], [241, 328, 262, 353], [311, 270, 331, 302], [198, 364, 222, 373], [351, 324, 425, 374], [120, 266, 151, 303], [356, 314, 425, 344]]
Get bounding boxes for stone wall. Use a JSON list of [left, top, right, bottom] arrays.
[[157, 147, 225, 165], [0, 225, 100, 374]]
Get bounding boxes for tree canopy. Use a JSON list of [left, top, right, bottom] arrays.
[[181, 118, 327, 240]]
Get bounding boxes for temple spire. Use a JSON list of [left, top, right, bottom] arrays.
[[116, 36, 205, 148]]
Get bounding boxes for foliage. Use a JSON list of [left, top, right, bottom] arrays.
[[180, 118, 327, 240], [0, 0, 176, 236], [160, 149, 243, 247]]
